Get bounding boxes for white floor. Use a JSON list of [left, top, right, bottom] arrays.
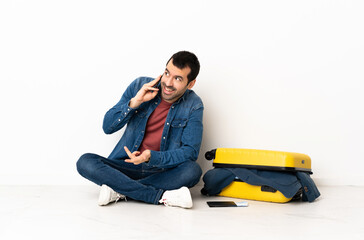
[[0, 185, 363, 240]]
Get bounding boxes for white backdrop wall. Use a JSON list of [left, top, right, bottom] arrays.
[[1, 0, 363, 185]]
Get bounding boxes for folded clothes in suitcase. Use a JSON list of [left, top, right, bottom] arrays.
[[205, 148, 312, 173], [202, 148, 319, 203]]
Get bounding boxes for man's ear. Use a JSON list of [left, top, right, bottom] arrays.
[[187, 79, 196, 89]]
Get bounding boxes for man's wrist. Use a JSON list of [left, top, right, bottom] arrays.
[[145, 150, 151, 163], [129, 98, 142, 109]]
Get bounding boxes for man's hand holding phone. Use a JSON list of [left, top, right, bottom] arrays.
[[129, 75, 161, 109]]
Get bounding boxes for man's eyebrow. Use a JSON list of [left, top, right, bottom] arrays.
[[165, 68, 184, 80]]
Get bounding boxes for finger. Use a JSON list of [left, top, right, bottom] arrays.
[[133, 151, 141, 156], [145, 86, 159, 91], [125, 158, 141, 165], [124, 146, 133, 158]]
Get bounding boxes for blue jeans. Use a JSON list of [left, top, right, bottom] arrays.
[[76, 153, 202, 204]]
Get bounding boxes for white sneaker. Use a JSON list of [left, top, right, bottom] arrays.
[[98, 184, 126, 206], [159, 186, 193, 209]]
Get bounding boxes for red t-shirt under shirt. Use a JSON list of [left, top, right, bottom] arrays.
[[138, 99, 172, 153]]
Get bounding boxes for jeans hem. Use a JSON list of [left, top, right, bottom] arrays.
[[153, 189, 165, 205]]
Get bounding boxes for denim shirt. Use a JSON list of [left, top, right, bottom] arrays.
[[103, 77, 204, 169]]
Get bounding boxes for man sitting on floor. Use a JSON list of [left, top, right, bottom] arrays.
[[76, 51, 204, 208]]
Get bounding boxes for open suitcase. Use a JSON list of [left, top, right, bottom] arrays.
[[204, 148, 312, 203]]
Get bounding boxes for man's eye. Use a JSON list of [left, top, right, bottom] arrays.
[[176, 77, 182, 81], [164, 72, 169, 76]]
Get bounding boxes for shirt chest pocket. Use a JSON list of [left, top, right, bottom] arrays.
[[170, 119, 188, 144], [171, 119, 188, 128]]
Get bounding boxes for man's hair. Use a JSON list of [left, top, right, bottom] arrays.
[[166, 51, 200, 83]]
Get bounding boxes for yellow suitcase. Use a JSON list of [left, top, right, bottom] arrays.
[[205, 148, 312, 173], [204, 148, 311, 203], [218, 180, 300, 203]]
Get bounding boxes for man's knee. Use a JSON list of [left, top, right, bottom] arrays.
[[186, 161, 202, 178], [178, 161, 202, 187], [76, 153, 99, 177]]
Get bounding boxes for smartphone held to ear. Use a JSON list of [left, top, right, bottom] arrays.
[[153, 75, 163, 88]]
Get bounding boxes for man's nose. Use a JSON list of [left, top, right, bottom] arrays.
[[164, 76, 173, 86]]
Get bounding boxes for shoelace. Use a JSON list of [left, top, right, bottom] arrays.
[[160, 198, 168, 206], [115, 194, 127, 203]]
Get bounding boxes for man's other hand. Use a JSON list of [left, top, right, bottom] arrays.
[[124, 146, 151, 165]]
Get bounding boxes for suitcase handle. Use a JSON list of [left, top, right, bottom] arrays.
[[261, 186, 277, 193], [205, 149, 216, 160]]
